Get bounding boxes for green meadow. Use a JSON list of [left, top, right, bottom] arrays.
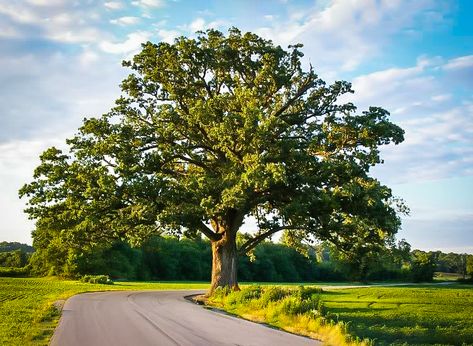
[[1, 277, 472, 345], [321, 285, 473, 345], [0, 277, 208, 345], [207, 284, 473, 345]]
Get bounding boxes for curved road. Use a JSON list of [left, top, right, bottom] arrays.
[[50, 290, 320, 346]]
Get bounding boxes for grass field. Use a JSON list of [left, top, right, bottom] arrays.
[[2, 278, 472, 345], [321, 285, 473, 345], [207, 283, 473, 345], [0, 277, 209, 345]]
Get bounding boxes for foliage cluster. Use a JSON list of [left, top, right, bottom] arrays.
[[0, 248, 31, 269], [0, 244, 32, 277]]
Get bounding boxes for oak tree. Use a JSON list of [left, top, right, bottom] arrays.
[[20, 28, 405, 293]]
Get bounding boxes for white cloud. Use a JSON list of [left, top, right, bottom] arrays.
[[347, 55, 473, 184], [0, 3, 39, 24], [0, 2, 106, 44], [431, 94, 451, 102], [104, 1, 124, 10], [181, 17, 228, 35], [264, 15, 277, 21], [110, 16, 140, 26], [442, 55, 473, 71], [254, 0, 450, 74], [27, 0, 68, 6], [189, 17, 206, 32], [47, 27, 102, 44], [157, 29, 181, 43], [132, 0, 166, 8], [99, 31, 152, 54], [78, 49, 100, 66], [0, 46, 127, 243], [0, 137, 71, 244], [0, 52, 124, 143]]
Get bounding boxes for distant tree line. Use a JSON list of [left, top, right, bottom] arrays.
[[0, 242, 33, 269], [1, 239, 471, 282], [0, 241, 34, 253]]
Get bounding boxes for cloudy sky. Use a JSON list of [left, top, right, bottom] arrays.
[[0, 0, 472, 253]]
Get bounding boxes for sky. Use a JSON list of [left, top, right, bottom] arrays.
[[0, 0, 472, 253]]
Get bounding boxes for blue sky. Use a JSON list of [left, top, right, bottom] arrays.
[[0, 0, 471, 253]]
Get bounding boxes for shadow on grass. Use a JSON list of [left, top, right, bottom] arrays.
[[327, 305, 473, 345]]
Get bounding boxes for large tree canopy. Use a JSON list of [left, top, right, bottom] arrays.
[[20, 28, 405, 292]]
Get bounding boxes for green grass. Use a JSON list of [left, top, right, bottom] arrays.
[[207, 284, 473, 345], [322, 284, 473, 345], [3, 277, 472, 345], [0, 277, 208, 345]]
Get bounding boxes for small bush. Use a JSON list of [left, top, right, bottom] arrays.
[[280, 294, 322, 316], [225, 285, 262, 306], [297, 285, 323, 300], [240, 285, 262, 301], [212, 286, 232, 299], [80, 275, 113, 285], [259, 286, 291, 307]]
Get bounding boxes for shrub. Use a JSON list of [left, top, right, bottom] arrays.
[[225, 285, 262, 306], [212, 286, 232, 300], [239, 285, 262, 301], [260, 286, 291, 307], [296, 285, 323, 300], [280, 293, 324, 316], [80, 275, 113, 285]]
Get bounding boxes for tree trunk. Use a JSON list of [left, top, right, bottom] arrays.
[[209, 230, 240, 295]]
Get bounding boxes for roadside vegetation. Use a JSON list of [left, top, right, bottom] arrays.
[[208, 285, 369, 345], [0, 277, 208, 345], [207, 284, 473, 345]]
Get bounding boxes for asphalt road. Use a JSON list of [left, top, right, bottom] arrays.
[[50, 290, 320, 346]]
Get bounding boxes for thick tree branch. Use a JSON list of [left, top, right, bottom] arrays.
[[238, 225, 298, 255], [197, 222, 222, 242], [239, 228, 281, 255]]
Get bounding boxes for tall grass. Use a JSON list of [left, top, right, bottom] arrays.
[[208, 285, 372, 345]]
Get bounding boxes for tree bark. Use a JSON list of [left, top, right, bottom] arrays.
[[209, 230, 240, 295]]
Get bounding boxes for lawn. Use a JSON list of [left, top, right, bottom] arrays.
[[322, 285, 473, 345], [207, 283, 473, 345], [0, 277, 209, 345], [2, 277, 472, 345]]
